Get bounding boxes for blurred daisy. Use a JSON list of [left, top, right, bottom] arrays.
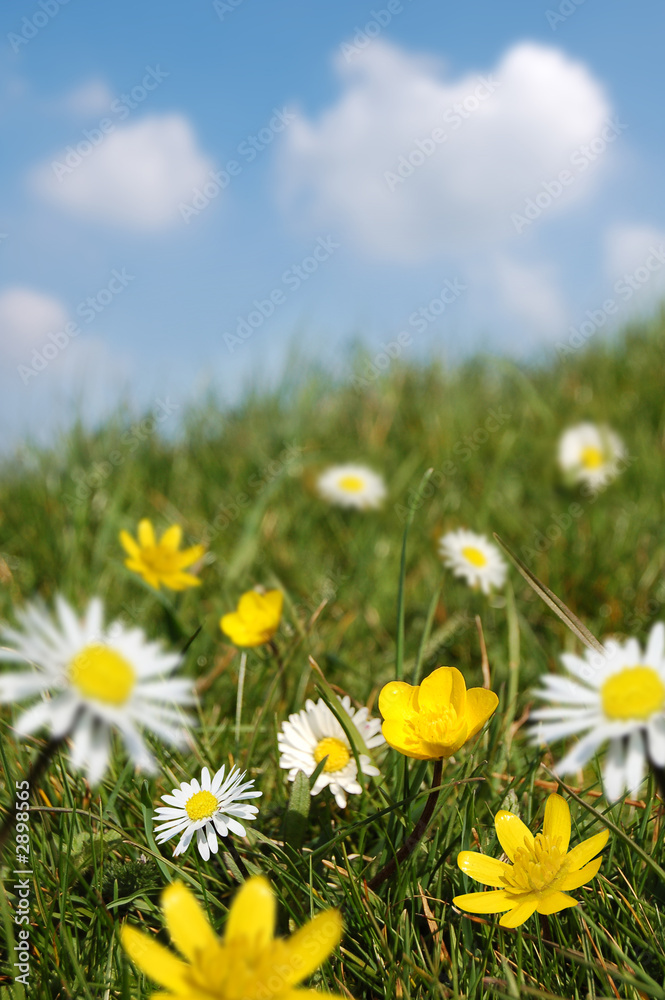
[[154, 764, 261, 861], [0, 596, 194, 785], [438, 529, 507, 594], [220, 589, 283, 647], [278, 696, 384, 807], [557, 423, 626, 489], [122, 877, 347, 1000], [119, 518, 205, 591], [531, 623, 665, 801], [317, 464, 386, 510], [454, 793, 608, 928]]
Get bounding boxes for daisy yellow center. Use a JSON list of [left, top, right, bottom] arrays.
[[185, 789, 219, 821], [338, 475, 365, 493], [314, 737, 351, 772], [581, 445, 604, 469], [501, 834, 568, 895], [601, 666, 665, 721], [68, 644, 136, 706], [461, 546, 487, 568]]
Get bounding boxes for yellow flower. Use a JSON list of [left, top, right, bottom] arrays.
[[121, 876, 349, 1000], [119, 519, 205, 591], [378, 666, 498, 760], [220, 589, 283, 647], [453, 793, 609, 928]]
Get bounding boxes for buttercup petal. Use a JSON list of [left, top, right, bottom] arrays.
[[282, 909, 343, 986], [160, 524, 183, 551], [499, 898, 539, 927], [224, 875, 276, 949], [161, 882, 219, 961], [565, 829, 609, 871], [138, 519, 156, 548], [559, 856, 603, 890], [464, 687, 499, 739], [494, 811, 534, 861], [453, 889, 514, 913], [543, 793, 571, 853], [419, 666, 467, 714], [535, 891, 578, 915], [119, 530, 140, 557], [457, 851, 510, 887], [120, 926, 189, 990], [381, 718, 433, 759], [378, 681, 419, 721]]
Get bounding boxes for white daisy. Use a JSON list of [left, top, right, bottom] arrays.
[[557, 422, 626, 489], [278, 695, 384, 808], [530, 622, 665, 801], [0, 596, 195, 785], [316, 464, 386, 510], [438, 529, 507, 595], [153, 764, 261, 861]]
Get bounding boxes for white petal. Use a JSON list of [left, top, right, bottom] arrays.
[[206, 823, 219, 854], [226, 817, 246, 837], [646, 622, 665, 666], [0, 671, 52, 702], [625, 730, 647, 794], [554, 728, 608, 775], [174, 826, 195, 855], [603, 738, 627, 801], [647, 716, 665, 767], [197, 827, 210, 861]]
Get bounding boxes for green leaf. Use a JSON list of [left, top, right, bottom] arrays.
[[283, 769, 310, 850]]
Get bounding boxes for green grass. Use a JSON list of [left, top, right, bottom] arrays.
[[1, 312, 665, 998]]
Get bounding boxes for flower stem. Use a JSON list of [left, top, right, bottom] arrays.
[[0, 736, 63, 857], [367, 757, 443, 892], [235, 651, 248, 745], [651, 762, 665, 802]]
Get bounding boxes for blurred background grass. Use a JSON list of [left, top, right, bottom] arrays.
[[1, 314, 665, 998]]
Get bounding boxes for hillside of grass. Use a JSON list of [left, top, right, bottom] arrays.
[[1, 312, 665, 999]]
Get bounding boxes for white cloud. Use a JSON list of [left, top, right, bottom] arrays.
[[604, 223, 665, 314], [604, 223, 665, 277], [0, 287, 69, 358], [280, 41, 613, 260], [492, 256, 567, 342], [60, 78, 114, 116], [30, 114, 214, 230]]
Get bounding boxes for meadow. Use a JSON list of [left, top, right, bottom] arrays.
[[1, 310, 665, 999]]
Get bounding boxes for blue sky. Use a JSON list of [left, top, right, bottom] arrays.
[[1, 0, 664, 446]]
